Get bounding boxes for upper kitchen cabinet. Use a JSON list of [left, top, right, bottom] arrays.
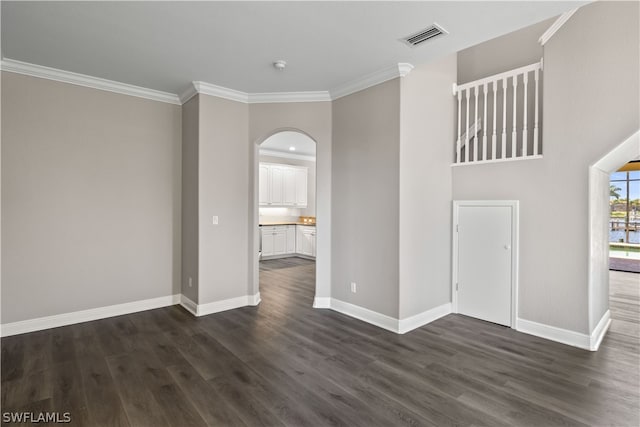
[[260, 162, 308, 208]]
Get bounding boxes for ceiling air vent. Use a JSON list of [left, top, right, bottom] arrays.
[[401, 23, 448, 47]]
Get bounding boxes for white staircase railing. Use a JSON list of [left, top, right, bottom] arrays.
[[453, 59, 543, 165]]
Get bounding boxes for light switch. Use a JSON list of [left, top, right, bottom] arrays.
[[212, 216, 219, 225]]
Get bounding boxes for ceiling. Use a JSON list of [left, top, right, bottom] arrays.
[[1, 1, 586, 96], [261, 132, 316, 157]]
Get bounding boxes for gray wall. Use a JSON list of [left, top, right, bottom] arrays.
[[198, 94, 250, 304], [259, 154, 316, 217], [452, 1, 639, 333], [249, 102, 332, 300], [1, 72, 182, 323], [332, 79, 401, 318], [181, 95, 199, 303], [399, 54, 457, 319]]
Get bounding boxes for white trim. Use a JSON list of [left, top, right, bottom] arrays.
[[397, 303, 452, 334], [452, 200, 519, 328], [589, 310, 611, 351], [329, 299, 398, 333], [516, 317, 591, 350], [193, 81, 249, 104], [451, 155, 543, 167], [248, 91, 331, 104], [0, 58, 181, 105], [539, 8, 579, 45], [330, 62, 414, 100], [179, 295, 199, 316], [313, 297, 331, 309], [195, 293, 261, 317], [1, 294, 181, 337], [259, 149, 316, 162], [248, 292, 262, 306], [179, 84, 199, 104], [456, 61, 542, 93]]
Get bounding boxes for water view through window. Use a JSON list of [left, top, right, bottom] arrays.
[[610, 170, 639, 245]]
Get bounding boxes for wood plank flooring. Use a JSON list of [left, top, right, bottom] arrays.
[[1, 258, 638, 426]]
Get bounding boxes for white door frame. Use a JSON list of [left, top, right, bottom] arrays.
[[452, 200, 519, 328]]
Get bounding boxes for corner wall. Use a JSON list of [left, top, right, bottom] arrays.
[[331, 79, 401, 318], [399, 54, 457, 320]]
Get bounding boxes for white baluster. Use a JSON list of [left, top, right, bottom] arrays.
[[522, 72, 528, 156], [483, 83, 488, 161], [502, 78, 507, 159], [534, 68, 540, 156], [512, 75, 518, 158], [492, 81, 497, 160], [465, 88, 470, 163], [473, 86, 479, 162], [456, 90, 462, 163]]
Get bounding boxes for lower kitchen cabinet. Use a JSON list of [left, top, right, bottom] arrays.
[[296, 225, 316, 258], [261, 225, 296, 257]]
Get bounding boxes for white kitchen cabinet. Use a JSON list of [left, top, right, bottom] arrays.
[[294, 168, 308, 207], [258, 165, 270, 205], [286, 226, 296, 254], [259, 163, 308, 208], [261, 225, 296, 257], [296, 225, 316, 258]]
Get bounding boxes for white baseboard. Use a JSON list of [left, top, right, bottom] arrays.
[[329, 299, 399, 333], [313, 297, 331, 308], [180, 295, 198, 316], [184, 293, 262, 317], [516, 317, 593, 351], [398, 303, 452, 334], [1, 294, 181, 337], [590, 310, 611, 351]]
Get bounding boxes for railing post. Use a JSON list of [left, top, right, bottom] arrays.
[[483, 83, 488, 161], [522, 71, 529, 157], [534, 67, 540, 156], [465, 88, 470, 163], [502, 78, 507, 159], [473, 86, 479, 162], [456, 90, 462, 164], [492, 81, 497, 160], [512, 75, 518, 158]]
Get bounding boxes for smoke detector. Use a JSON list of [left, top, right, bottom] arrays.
[[273, 60, 287, 71]]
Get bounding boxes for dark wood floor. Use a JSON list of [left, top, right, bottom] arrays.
[[2, 258, 639, 426]]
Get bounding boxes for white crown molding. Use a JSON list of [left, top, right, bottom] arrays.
[[0, 58, 181, 105], [249, 91, 331, 103], [1, 294, 181, 337], [330, 62, 415, 100], [193, 81, 249, 104], [539, 8, 579, 45], [179, 84, 199, 104], [259, 149, 316, 162]]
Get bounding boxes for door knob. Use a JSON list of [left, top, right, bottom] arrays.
[[504, 245, 511, 250]]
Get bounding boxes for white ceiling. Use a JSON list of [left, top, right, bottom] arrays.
[[1, 1, 586, 95], [260, 132, 317, 157]]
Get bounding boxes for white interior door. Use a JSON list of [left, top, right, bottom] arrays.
[[455, 202, 516, 327]]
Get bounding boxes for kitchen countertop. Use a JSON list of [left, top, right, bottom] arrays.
[[259, 222, 316, 226]]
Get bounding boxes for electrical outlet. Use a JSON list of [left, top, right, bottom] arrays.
[[212, 216, 219, 225], [350, 282, 357, 293], [188, 277, 193, 287]]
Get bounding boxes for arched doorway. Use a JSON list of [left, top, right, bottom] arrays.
[[252, 130, 319, 307]]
